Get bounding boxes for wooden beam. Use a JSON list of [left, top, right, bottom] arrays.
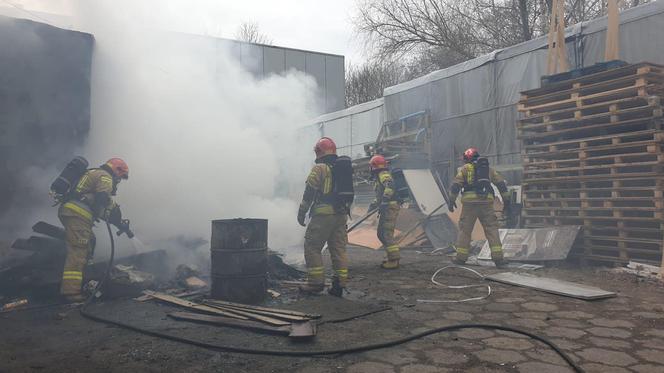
[[605, 0, 620, 61], [142, 290, 249, 320], [547, 0, 569, 75]]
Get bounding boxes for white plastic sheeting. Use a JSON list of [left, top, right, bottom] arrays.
[[309, 99, 384, 158]]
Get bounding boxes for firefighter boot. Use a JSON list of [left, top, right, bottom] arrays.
[[328, 277, 344, 297], [381, 259, 400, 269]]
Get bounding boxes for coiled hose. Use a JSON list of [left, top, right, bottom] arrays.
[[80, 223, 584, 373]]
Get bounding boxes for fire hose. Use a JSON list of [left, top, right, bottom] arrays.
[[79, 223, 584, 373]]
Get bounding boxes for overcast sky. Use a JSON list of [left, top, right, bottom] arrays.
[[1, 0, 366, 64]]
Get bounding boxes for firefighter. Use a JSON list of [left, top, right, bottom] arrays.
[[368, 155, 401, 269], [58, 158, 132, 302], [448, 148, 510, 266], [297, 137, 348, 297]]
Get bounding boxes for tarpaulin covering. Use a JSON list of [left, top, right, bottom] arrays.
[[380, 1, 664, 186]]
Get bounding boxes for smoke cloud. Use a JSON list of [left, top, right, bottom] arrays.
[[69, 1, 321, 265]]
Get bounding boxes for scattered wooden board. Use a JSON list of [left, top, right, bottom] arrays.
[[486, 272, 616, 300], [168, 311, 317, 338]]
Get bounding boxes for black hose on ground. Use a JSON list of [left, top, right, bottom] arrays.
[[80, 224, 584, 373]]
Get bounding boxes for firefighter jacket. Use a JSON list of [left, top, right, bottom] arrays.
[[372, 170, 399, 207], [60, 168, 119, 222], [449, 163, 510, 204], [299, 158, 339, 217]]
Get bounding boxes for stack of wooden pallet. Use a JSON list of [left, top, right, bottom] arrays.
[[518, 62, 664, 264]]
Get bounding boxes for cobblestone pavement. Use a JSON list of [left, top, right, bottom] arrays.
[[1, 247, 664, 372]]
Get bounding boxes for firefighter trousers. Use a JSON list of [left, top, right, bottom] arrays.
[[455, 201, 503, 263], [58, 214, 93, 298], [377, 203, 400, 261], [303, 214, 349, 287]]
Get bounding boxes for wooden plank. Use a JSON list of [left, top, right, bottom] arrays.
[[486, 272, 616, 300], [202, 301, 316, 322], [142, 290, 249, 320], [201, 303, 291, 326], [168, 311, 290, 335], [605, 0, 620, 61], [519, 96, 658, 125], [203, 299, 320, 319]]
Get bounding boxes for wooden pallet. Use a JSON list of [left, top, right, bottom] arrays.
[[525, 196, 664, 210], [524, 140, 663, 164], [521, 62, 664, 99], [518, 103, 663, 137], [520, 95, 660, 125], [524, 150, 664, 171], [523, 129, 664, 155], [520, 116, 663, 144]]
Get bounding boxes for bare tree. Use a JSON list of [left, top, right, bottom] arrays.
[[235, 22, 273, 45], [345, 61, 407, 107], [354, 0, 650, 66]]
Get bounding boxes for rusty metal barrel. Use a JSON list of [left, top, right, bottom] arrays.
[[210, 218, 267, 304]]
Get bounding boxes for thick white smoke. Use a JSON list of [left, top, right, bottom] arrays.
[[71, 2, 320, 265]]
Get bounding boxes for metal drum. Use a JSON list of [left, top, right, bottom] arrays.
[[210, 218, 267, 304]]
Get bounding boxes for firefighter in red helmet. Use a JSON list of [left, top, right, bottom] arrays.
[[368, 154, 401, 269], [297, 137, 349, 296], [448, 148, 510, 266], [58, 158, 132, 302]]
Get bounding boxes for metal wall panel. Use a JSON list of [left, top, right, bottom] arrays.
[[263, 46, 285, 76], [240, 43, 264, 78], [285, 49, 306, 72], [304, 52, 326, 93], [324, 55, 345, 113]]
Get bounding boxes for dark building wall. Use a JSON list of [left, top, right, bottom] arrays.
[[0, 16, 93, 224]]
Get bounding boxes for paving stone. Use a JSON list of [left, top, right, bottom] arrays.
[[644, 329, 664, 338], [455, 328, 495, 340], [509, 318, 549, 329], [549, 319, 587, 328], [630, 364, 664, 373], [549, 339, 584, 351], [529, 295, 555, 302], [422, 319, 457, 329], [472, 348, 526, 364], [587, 318, 635, 328], [441, 311, 473, 321], [586, 327, 632, 339], [479, 313, 510, 321], [636, 349, 664, 365], [576, 348, 637, 367], [398, 284, 418, 289], [579, 364, 630, 373], [636, 338, 664, 350], [436, 338, 484, 351], [542, 327, 586, 339], [525, 349, 567, 365], [516, 362, 572, 373], [495, 330, 529, 339], [465, 367, 511, 373], [483, 337, 535, 350], [295, 366, 334, 373], [485, 303, 520, 312], [587, 337, 631, 350], [521, 302, 559, 312], [496, 297, 526, 304], [604, 305, 632, 312], [514, 312, 550, 320], [396, 311, 437, 321], [633, 312, 664, 319], [552, 311, 595, 319], [364, 349, 418, 366], [400, 364, 449, 373], [424, 349, 469, 365], [346, 361, 395, 373]]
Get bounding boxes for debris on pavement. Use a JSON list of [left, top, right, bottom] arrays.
[[486, 272, 616, 300], [477, 226, 580, 262], [1, 298, 28, 311]]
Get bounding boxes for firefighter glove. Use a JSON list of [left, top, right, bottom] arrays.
[[448, 200, 457, 213], [108, 205, 122, 226], [116, 219, 134, 238], [297, 210, 306, 227]]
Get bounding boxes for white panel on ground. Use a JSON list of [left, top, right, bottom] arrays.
[[486, 272, 616, 300], [402, 169, 446, 216]]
